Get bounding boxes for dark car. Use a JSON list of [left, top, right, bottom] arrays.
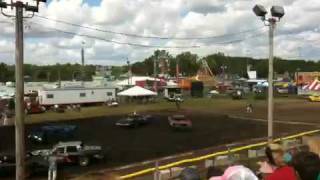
[[31, 141, 104, 167], [168, 115, 192, 130], [28, 125, 77, 143], [0, 153, 48, 176], [116, 113, 152, 128], [0, 154, 15, 175]]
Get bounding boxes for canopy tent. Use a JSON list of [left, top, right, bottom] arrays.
[[303, 78, 320, 91], [117, 86, 157, 97]]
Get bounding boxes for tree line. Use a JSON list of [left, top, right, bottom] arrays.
[[0, 50, 320, 82]]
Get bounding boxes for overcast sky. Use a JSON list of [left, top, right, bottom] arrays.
[[0, 0, 319, 65]]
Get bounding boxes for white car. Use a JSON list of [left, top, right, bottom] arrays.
[[107, 101, 119, 107]]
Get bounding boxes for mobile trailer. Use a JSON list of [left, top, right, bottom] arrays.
[[38, 87, 116, 106]]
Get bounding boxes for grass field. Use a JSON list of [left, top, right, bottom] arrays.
[[27, 96, 320, 124]]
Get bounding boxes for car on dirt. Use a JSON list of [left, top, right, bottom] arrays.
[[30, 141, 104, 167], [115, 113, 152, 128], [28, 125, 77, 143], [168, 115, 192, 129], [0, 153, 48, 176]]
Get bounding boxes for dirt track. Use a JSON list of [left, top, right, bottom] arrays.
[[0, 108, 313, 179]]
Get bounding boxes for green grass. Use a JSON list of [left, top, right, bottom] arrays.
[[26, 96, 307, 124]]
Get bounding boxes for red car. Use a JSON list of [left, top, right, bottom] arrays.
[[168, 115, 192, 129]]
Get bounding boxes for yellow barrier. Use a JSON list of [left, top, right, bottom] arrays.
[[120, 129, 320, 179]]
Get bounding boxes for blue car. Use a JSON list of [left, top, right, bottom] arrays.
[[28, 125, 77, 143]]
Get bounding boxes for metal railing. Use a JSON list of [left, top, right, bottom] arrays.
[[120, 129, 320, 179]]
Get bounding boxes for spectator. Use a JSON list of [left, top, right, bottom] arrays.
[[292, 151, 320, 180], [209, 165, 258, 180], [207, 166, 223, 180], [306, 137, 320, 157], [179, 167, 201, 180], [259, 143, 297, 180]]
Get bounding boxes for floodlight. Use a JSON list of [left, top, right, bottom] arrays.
[[0, 1, 7, 8], [25, 5, 38, 12], [253, 4, 267, 17], [271, 6, 285, 18]]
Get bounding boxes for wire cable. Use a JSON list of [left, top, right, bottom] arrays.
[[34, 14, 265, 40], [28, 21, 200, 49]]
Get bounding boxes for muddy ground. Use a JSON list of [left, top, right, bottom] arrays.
[[0, 109, 313, 179]]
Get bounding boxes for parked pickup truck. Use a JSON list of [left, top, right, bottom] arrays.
[[28, 125, 77, 143], [30, 141, 104, 167]]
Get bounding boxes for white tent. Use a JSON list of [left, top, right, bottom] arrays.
[[117, 86, 157, 97]]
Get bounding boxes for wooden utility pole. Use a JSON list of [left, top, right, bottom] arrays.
[[0, 1, 47, 179]]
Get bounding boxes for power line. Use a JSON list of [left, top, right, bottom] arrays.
[[28, 21, 200, 49], [28, 20, 267, 48], [34, 14, 265, 40]]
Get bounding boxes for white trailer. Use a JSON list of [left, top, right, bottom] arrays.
[[38, 87, 116, 106]]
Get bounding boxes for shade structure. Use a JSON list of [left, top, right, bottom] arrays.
[[117, 86, 157, 97], [303, 78, 320, 91]]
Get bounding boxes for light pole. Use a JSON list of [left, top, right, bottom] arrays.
[[0, 1, 46, 179], [221, 65, 227, 86], [253, 4, 285, 142], [81, 41, 85, 87], [127, 59, 131, 86]]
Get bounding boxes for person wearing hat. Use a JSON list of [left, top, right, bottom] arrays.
[[292, 151, 320, 180], [209, 165, 258, 180], [259, 143, 297, 180]]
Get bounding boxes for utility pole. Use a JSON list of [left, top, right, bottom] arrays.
[[81, 41, 85, 87], [15, 3, 25, 179], [268, 19, 275, 142], [176, 58, 179, 82], [0, 1, 46, 179], [153, 56, 157, 91], [127, 59, 131, 86]]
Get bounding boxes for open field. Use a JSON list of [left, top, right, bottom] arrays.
[[1, 97, 319, 179], [27, 96, 320, 125]]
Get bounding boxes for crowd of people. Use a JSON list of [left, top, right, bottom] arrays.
[[102, 139, 320, 180], [179, 142, 320, 180]]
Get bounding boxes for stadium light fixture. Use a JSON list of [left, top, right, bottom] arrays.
[[253, 4, 267, 18], [0, 1, 7, 8], [25, 5, 39, 12], [271, 6, 285, 19]]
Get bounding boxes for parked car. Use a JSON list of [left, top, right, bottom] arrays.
[[107, 101, 119, 107], [28, 125, 77, 143], [166, 95, 184, 102], [116, 113, 152, 128], [168, 115, 192, 129], [309, 94, 320, 102], [30, 141, 104, 167], [231, 89, 244, 100]]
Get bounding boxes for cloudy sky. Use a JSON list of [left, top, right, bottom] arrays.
[[0, 0, 319, 65]]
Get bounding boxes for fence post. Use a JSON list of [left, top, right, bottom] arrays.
[[154, 160, 159, 180]]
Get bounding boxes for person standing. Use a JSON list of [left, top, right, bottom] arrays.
[[48, 152, 61, 180]]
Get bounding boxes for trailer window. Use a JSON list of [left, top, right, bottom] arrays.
[[47, 94, 54, 99], [80, 93, 86, 97], [107, 92, 113, 96]]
